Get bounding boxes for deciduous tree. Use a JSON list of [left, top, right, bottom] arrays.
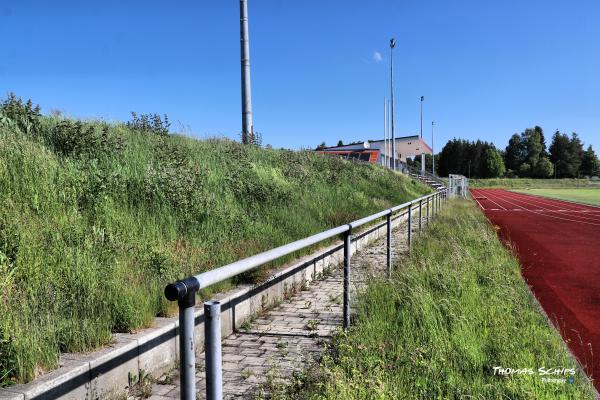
[[481, 148, 506, 178], [580, 145, 599, 177]]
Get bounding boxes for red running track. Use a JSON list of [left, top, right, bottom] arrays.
[[471, 188, 600, 388]]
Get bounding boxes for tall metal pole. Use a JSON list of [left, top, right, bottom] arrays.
[[387, 100, 392, 168], [420, 96, 425, 174], [390, 39, 396, 171], [383, 96, 387, 168], [431, 121, 435, 176], [240, 0, 253, 144]]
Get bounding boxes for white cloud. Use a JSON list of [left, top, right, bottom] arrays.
[[373, 51, 383, 62]]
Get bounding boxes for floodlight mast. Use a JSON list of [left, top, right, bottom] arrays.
[[390, 38, 396, 171], [384, 96, 387, 168], [431, 121, 435, 176], [240, 0, 253, 144], [420, 96, 425, 174]]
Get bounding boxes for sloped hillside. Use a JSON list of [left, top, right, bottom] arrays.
[[0, 95, 430, 386]]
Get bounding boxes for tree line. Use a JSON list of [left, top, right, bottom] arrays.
[[434, 126, 599, 178]]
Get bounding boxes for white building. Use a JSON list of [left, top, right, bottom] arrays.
[[316, 135, 433, 170]]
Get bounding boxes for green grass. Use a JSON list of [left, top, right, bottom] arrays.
[[288, 200, 595, 399], [0, 112, 430, 387], [470, 178, 599, 189], [512, 188, 600, 206]]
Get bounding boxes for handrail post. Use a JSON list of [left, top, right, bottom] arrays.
[[386, 212, 392, 278], [205, 301, 223, 400], [180, 297, 196, 400], [426, 196, 430, 224], [418, 199, 422, 232], [165, 277, 200, 400], [407, 203, 412, 249], [343, 227, 352, 329]]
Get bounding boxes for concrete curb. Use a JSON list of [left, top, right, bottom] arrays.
[[0, 213, 409, 399]]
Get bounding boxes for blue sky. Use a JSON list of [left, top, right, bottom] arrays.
[[2, 0, 599, 152]]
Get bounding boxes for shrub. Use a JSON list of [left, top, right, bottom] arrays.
[[0, 93, 41, 136], [126, 112, 170, 136], [51, 120, 124, 159]]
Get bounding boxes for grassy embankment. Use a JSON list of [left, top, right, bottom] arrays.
[[470, 177, 599, 189], [512, 189, 600, 206], [281, 200, 595, 399], [0, 102, 430, 386]]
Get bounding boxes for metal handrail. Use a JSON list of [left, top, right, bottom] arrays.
[[165, 189, 448, 400], [405, 163, 446, 186]]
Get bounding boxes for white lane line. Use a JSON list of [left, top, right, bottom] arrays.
[[482, 192, 508, 211], [508, 190, 600, 212], [470, 190, 485, 210], [501, 191, 600, 223], [504, 191, 600, 222], [485, 190, 600, 227]]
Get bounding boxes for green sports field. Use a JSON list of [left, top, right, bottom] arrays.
[[512, 188, 600, 206]]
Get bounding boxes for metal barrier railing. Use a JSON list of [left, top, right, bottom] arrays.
[[448, 174, 469, 198], [405, 163, 447, 188], [165, 189, 448, 400]]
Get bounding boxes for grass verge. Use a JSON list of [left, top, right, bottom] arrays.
[[279, 199, 595, 399], [0, 102, 430, 386], [470, 178, 599, 189], [512, 188, 600, 206]]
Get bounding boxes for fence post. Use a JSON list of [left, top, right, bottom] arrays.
[[205, 301, 223, 400], [418, 199, 422, 232], [343, 227, 352, 329], [426, 196, 430, 224], [386, 212, 392, 278], [407, 203, 412, 249], [164, 277, 200, 400]]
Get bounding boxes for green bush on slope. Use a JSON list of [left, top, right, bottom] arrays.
[[0, 95, 429, 386]]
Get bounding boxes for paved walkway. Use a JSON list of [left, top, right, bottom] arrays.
[[144, 213, 425, 399]]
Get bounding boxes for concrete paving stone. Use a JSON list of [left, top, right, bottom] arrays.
[[150, 383, 176, 396], [147, 395, 173, 400], [222, 354, 246, 362]]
